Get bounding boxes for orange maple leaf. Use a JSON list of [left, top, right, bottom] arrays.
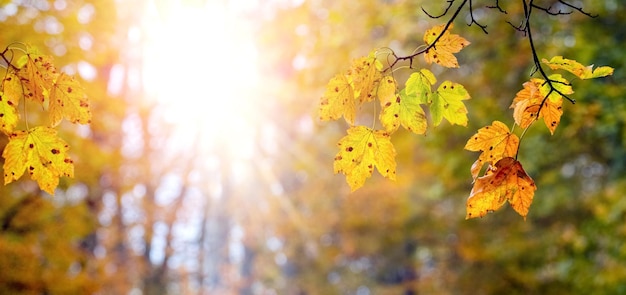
[[510, 78, 565, 134], [466, 157, 536, 220], [464, 121, 519, 180], [423, 24, 470, 68]]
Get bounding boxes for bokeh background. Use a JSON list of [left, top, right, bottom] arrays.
[[0, 0, 625, 294]]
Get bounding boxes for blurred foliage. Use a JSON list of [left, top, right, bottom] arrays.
[[0, 0, 624, 294]]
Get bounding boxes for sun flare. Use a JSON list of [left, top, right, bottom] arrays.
[[141, 1, 260, 158]]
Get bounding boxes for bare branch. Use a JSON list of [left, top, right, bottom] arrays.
[[558, 0, 598, 17], [468, 0, 488, 34], [422, 0, 455, 19], [486, 0, 507, 14]]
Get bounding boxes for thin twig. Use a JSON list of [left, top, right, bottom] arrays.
[[385, 0, 469, 72]]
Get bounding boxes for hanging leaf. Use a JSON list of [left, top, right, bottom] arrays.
[[377, 75, 397, 107], [319, 73, 356, 125], [334, 126, 396, 191], [405, 69, 436, 100], [466, 157, 536, 220], [16, 46, 58, 104], [349, 51, 382, 103], [49, 73, 92, 126], [542, 56, 614, 79], [3, 126, 74, 195], [0, 72, 22, 133], [380, 89, 427, 134], [423, 24, 470, 68], [429, 81, 470, 126], [510, 77, 567, 134], [464, 121, 519, 180]]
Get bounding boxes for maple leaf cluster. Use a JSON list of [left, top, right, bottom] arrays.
[[0, 44, 92, 195], [319, 25, 471, 191], [465, 57, 613, 219]]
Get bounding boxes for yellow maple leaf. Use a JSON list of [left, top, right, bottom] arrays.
[[423, 24, 470, 68], [464, 121, 519, 180], [348, 52, 382, 103], [3, 126, 74, 195], [319, 73, 355, 125], [542, 56, 614, 80], [48, 73, 92, 126], [334, 126, 396, 191], [377, 75, 397, 107], [466, 157, 536, 220], [0, 72, 22, 133], [16, 46, 58, 103]]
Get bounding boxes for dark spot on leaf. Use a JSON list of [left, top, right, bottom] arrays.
[[396, 97, 401, 103], [51, 148, 59, 154], [29, 166, 34, 170], [346, 146, 353, 152], [489, 146, 493, 150], [29, 143, 34, 148], [385, 102, 391, 107], [67, 87, 72, 93], [394, 114, 399, 118], [334, 87, 339, 92], [368, 142, 372, 147]]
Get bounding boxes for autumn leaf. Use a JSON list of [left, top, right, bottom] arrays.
[[423, 24, 470, 68], [510, 77, 568, 134], [464, 121, 519, 180], [429, 81, 470, 126], [319, 73, 356, 125], [48, 73, 92, 126], [466, 157, 536, 220], [380, 89, 427, 134], [3, 126, 74, 195], [377, 75, 397, 107], [349, 52, 382, 103], [405, 69, 436, 100], [510, 79, 543, 129], [16, 46, 58, 103], [334, 126, 396, 191], [0, 72, 22, 133], [542, 56, 614, 79]]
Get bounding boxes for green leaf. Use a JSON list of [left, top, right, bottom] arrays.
[[429, 81, 471, 126], [380, 89, 427, 134], [405, 69, 436, 103]]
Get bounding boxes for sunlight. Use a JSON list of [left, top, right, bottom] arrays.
[[141, 0, 260, 159]]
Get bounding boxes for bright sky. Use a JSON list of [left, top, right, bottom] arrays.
[[141, 0, 261, 161]]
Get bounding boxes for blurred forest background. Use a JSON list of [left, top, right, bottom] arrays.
[[0, 0, 624, 294]]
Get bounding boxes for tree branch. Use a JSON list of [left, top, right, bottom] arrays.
[[386, 0, 468, 71], [468, 0, 488, 33], [522, 0, 575, 120], [421, 0, 456, 19], [486, 0, 507, 14]]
